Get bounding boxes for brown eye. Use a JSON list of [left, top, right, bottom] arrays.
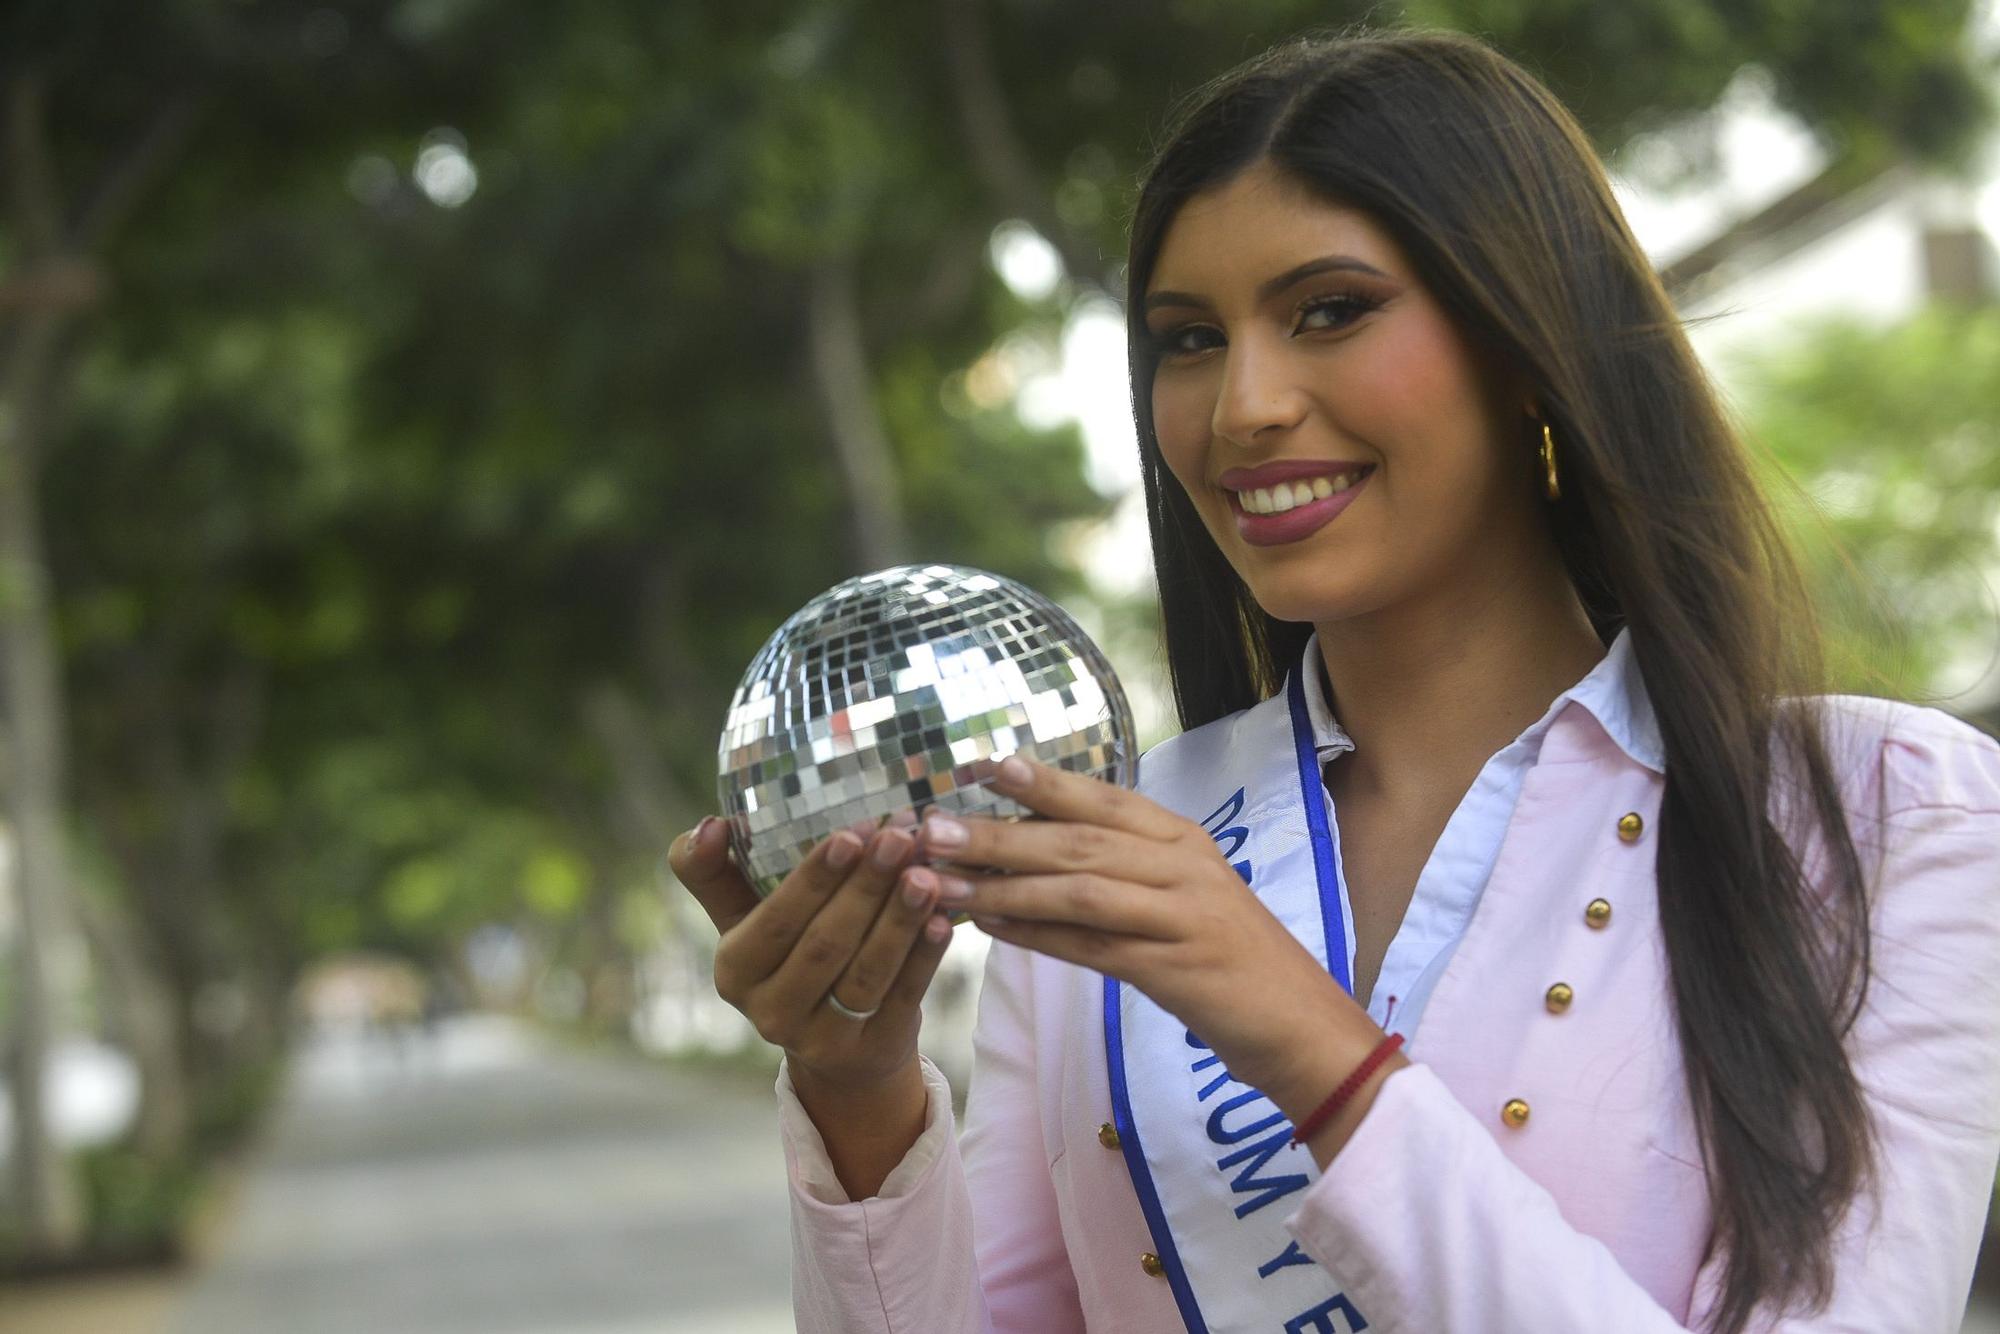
[[1150, 323, 1224, 358], [1294, 293, 1381, 334]]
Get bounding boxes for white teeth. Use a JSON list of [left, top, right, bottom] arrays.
[[1236, 468, 1367, 515]]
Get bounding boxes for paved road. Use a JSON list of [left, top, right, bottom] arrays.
[[171, 1018, 794, 1334]]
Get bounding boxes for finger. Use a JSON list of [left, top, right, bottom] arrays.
[[945, 869, 1175, 938], [971, 912, 1153, 977], [986, 754, 1183, 839], [882, 910, 954, 1011], [823, 864, 945, 1017], [715, 829, 868, 984], [760, 825, 916, 1014], [668, 817, 761, 934], [917, 809, 1179, 886]]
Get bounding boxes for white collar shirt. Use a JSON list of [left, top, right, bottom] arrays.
[[1295, 624, 1666, 1040]]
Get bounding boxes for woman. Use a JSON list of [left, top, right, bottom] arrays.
[[671, 29, 2000, 1334]]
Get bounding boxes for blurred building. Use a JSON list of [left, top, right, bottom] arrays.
[[1667, 161, 1997, 370], [1616, 69, 2000, 732]]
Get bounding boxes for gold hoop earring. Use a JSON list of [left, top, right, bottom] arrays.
[[1538, 420, 1561, 501]]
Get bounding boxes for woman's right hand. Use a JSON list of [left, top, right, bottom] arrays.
[[668, 815, 955, 1098]]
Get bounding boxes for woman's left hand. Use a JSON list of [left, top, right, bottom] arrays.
[[916, 753, 1379, 1110]]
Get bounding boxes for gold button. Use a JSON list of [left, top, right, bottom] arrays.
[[1545, 981, 1574, 1013], [1140, 1251, 1164, 1277], [1501, 1098, 1531, 1128], [1617, 812, 1644, 842], [1585, 897, 1612, 928], [1098, 1122, 1121, 1149]]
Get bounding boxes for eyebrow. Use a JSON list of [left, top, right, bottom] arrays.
[[1143, 254, 1391, 313]]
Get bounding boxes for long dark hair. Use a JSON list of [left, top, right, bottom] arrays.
[[1126, 30, 1877, 1334]]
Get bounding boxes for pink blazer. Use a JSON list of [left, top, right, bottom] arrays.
[[779, 693, 2000, 1332]]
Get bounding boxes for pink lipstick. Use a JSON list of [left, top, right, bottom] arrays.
[[1223, 464, 1374, 547]]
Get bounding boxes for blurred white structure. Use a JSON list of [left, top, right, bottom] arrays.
[[1665, 161, 1995, 380], [0, 1037, 141, 1165]]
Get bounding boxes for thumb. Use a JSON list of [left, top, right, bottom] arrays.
[[668, 816, 761, 935]]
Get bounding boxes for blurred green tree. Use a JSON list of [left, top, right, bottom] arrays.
[[1739, 305, 2000, 705]]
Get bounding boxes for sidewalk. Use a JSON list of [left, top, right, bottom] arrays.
[[170, 1016, 795, 1334], [0, 1137, 250, 1334], [4, 1017, 795, 1334], [0, 1269, 183, 1334]]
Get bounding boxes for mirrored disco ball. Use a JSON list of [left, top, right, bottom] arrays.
[[717, 564, 1138, 896]]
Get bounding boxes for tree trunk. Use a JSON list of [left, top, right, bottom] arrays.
[[0, 68, 193, 1253], [807, 255, 909, 571], [68, 888, 188, 1163], [940, 0, 1103, 287], [0, 72, 83, 1253], [0, 303, 85, 1254]]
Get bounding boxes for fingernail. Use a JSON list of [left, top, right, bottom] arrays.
[[901, 866, 937, 908], [996, 755, 1031, 786], [826, 831, 863, 870], [870, 827, 912, 870], [923, 814, 968, 851], [925, 914, 952, 943], [691, 815, 721, 848], [935, 875, 974, 905]]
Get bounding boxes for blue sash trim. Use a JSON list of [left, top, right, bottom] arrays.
[[1103, 973, 1209, 1333], [1097, 667, 1354, 1331], [1286, 668, 1351, 993]]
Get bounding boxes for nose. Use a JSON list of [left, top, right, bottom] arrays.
[[1210, 333, 1308, 447]]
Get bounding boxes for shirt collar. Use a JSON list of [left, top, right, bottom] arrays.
[[1295, 625, 1665, 775]]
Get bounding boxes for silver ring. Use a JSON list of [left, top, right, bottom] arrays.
[[824, 993, 881, 1022]]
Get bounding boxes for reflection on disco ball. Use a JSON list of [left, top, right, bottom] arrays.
[[716, 564, 1138, 897]]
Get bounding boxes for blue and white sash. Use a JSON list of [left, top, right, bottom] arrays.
[[1103, 667, 1371, 1334]]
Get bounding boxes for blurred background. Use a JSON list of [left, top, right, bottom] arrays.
[[3, 1, 2000, 1331]]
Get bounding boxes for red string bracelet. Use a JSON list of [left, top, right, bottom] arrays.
[[1288, 1032, 1405, 1148]]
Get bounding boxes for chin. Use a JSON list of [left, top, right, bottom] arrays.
[[1239, 540, 1422, 622], [1240, 577, 1376, 628]]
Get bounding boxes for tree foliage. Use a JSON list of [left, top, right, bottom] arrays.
[[1742, 305, 2000, 703]]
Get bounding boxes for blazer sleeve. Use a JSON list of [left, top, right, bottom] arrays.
[[1279, 707, 2000, 1334], [778, 938, 1085, 1333]]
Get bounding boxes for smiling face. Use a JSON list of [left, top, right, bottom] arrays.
[[1143, 158, 1543, 627]]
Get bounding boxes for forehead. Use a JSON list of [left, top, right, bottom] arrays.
[[1148, 161, 1404, 292]]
